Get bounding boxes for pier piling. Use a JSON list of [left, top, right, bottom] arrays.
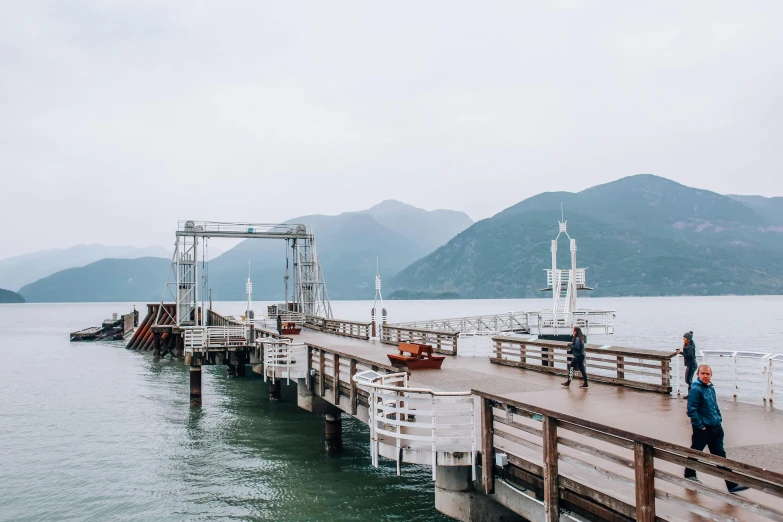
[[236, 363, 246, 377], [152, 332, 161, 358], [190, 363, 202, 407], [324, 412, 342, 453], [269, 380, 281, 401]]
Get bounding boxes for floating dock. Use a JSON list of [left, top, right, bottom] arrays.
[[70, 310, 138, 342]]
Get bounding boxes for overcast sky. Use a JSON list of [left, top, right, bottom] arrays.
[[1, 1, 781, 258]]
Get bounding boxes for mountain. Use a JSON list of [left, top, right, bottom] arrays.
[[359, 200, 474, 251], [0, 288, 25, 303], [390, 174, 783, 298], [18, 257, 170, 303], [206, 201, 473, 301], [727, 195, 783, 226], [0, 244, 169, 291]]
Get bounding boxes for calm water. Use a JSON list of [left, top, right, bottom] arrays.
[[1, 296, 781, 521]]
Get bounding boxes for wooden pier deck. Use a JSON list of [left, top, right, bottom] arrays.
[[296, 328, 783, 472], [129, 306, 783, 522]]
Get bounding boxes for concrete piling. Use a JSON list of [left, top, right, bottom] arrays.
[[269, 380, 281, 400], [324, 412, 343, 453], [190, 363, 202, 407], [152, 332, 161, 358]]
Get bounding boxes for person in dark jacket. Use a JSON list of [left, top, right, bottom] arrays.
[[684, 365, 749, 493], [676, 331, 698, 397], [276, 313, 283, 335], [562, 326, 588, 388]]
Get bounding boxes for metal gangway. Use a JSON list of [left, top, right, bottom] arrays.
[[353, 370, 476, 480], [389, 311, 530, 334]]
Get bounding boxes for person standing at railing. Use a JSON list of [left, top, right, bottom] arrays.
[[676, 331, 698, 398], [684, 365, 749, 493], [562, 326, 588, 388], [276, 314, 283, 335]]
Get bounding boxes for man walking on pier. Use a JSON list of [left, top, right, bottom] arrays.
[[276, 314, 283, 335], [684, 365, 749, 493]]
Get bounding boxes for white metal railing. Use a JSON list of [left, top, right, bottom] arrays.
[[457, 331, 495, 357], [545, 268, 586, 287], [353, 370, 476, 481], [389, 311, 529, 333], [526, 309, 615, 336], [183, 325, 248, 351], [262, 339, 307, 384], [671, 351, 783, 403]]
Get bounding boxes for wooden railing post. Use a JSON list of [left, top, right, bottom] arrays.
[[333, 354, 340, 405], [543, 415, 559, 521], [634, 441, 656, 522], [481, 398, 494, 494], [617, 355, 625, 380], [306, 346, 312, 390], [319, 349, 326, 397], [349, 359, 357, 415], [661, 359, 671, 391]]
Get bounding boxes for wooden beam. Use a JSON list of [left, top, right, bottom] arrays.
[[634, 442, 655, 522], [333, 354, 340, 405], [306, 346, 312, 390], [481, 397, 494, 494], [543, 415, 559, 522], [319, 349, 326, 397], [349, 359, 358, 415]]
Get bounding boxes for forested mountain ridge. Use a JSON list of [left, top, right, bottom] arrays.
[[389, 175, 783, 298]]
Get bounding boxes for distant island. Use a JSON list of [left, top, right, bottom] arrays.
[[0, 288, 25, 303]]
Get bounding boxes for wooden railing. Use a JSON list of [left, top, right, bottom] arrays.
[[380, 325, 459, 355], [303, 315, 371, 340], [492, 336, 675, 393], [307, 345, 399, 415], [475, 390, 783, 522]]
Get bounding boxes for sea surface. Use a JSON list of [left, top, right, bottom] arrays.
[[1, 296, 781, 521]]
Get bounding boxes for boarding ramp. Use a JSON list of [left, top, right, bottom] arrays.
[[389, 311, 530, 334]]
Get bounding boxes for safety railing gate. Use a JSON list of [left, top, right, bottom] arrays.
[[262, 339, 308, 384], [353, 371, 476, 481]]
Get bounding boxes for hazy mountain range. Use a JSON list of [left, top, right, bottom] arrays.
[[9, 179, 783, 302], [389, 175, 783, 298], [15, 201, 473, 302], [0, 244, 169, 291]]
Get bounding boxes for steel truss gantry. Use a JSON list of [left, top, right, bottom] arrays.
[[156, 221, 332, 327]]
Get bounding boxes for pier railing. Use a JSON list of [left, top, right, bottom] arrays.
[[304, 315, 371, 340], [671, 350, 783, 403], [475, 390, 783, 522], [491, 336, 675, 393], [183, 325, 247, 351], [380, 325, 459, 355], [262, 339, 308, 384], [355, 371, 476, 481]]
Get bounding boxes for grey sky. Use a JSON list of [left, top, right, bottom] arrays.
[[1, 1, 781, 259]]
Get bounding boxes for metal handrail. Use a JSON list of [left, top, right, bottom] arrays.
[[353, 371, 476, 481]]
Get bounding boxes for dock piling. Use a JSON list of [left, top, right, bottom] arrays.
[[190, 362, 202, 407], [269, 380, 281, 400], [324, 412, 342, 453]]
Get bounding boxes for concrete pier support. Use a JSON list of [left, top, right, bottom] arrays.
[[324, 413, 342, 453], [236, 363, 246, 377], [269, 380, 281, 401], [152, 332, 161, 358], [226, 364, 237, 377], [190, 364, 202, 407], [435, 465, 523, 522]]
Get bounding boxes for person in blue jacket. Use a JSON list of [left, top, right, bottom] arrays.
[[684, 365, 749, 493], [675, 331, 698, 397], [561, 326, 588, 388]]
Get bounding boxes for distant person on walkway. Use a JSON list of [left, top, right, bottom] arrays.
[[676, 331, 698, 397], [562, 326, 588, 388], [276, 314, 283, 335], [684, 365, 749, 493]]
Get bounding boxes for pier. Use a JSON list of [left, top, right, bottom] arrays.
[[123, 219, 783, 521]]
